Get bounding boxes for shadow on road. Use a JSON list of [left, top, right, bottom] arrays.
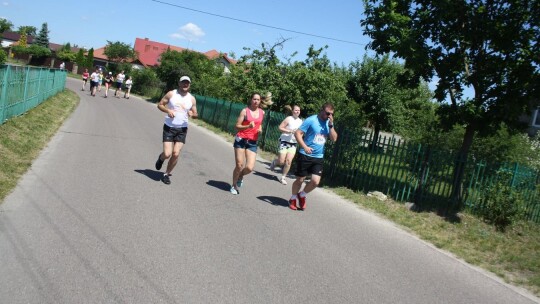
[[257, 195, 289, 208], [252, 170, 277, 181], [206, 180, 231, 192], [134, 169, 163, 181]]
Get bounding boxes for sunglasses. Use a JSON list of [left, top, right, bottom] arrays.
[[325, 111, 334, 116]]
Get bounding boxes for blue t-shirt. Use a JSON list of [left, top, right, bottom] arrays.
[[298, 114, 331, 158]]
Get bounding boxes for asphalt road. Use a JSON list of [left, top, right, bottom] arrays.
[[0, 77, 538, 304]]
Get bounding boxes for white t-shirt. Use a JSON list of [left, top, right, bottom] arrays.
[[279, 116, 303, 143], [164, 90, 193, 128], [116, 73, 125, 83]]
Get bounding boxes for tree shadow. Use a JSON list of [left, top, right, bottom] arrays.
[[206, 180, 231, 192], [134, 169, 163, 181], [257, 195, 289, 208]]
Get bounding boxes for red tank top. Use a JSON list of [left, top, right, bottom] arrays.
[[237, 108, 264, 141]]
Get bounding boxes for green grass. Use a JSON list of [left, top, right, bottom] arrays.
[[0, 89, 79, 201], [1, 93, 539, 297], [331, 186, 540, 296]]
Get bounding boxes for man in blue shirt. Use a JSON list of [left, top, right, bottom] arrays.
[[289, 102, 338, 210]]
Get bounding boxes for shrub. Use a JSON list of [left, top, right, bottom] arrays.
[[0, 49, 6, 64], [476, 170, 526, 231]]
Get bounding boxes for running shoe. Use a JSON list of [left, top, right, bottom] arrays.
[[289, 198, 298, 210], [298, 193, 306, 210], [161, 174, 171, 185], [280, 176, 288, 185], [230, 186, 239, 195], [155, 154, 164, 170], [236, 179, 243, 188]]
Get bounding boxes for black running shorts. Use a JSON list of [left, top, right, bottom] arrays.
[[162, 124, 188, 143], [295, 153, 324, 177]]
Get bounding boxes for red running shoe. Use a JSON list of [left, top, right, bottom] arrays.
[[289, 198, 298, 210], [298, 193, 306, 210]]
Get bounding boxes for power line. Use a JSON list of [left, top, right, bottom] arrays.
[[151, 0, 364, 46]]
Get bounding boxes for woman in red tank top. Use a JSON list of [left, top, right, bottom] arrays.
[[230, 93, 267, 194]]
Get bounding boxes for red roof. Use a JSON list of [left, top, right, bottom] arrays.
[[134, 37, 236, 67], [134, 38, 186, 66]]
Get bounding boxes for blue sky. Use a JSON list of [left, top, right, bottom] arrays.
[[2, 0, 372, 66]]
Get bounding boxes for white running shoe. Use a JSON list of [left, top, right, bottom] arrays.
[[280, 176, 288, 185]]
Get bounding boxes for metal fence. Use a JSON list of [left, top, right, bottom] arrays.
[[0, 65, 67, 125], [194, 94, 540, 223]]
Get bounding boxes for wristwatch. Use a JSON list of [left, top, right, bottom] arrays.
[[328, 124, 334, 128]]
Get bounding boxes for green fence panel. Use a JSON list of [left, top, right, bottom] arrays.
[[191, 93, 540, 223], [0, 65, 66, 125]]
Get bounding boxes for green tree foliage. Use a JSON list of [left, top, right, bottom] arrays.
[[155, 49, 224, 95], [17, 29, 28, 47], [361, 0, 540, 204], [75, 49, 85, 67], [347, 55, 405, 142], [0, 49, 6, 65], [103, 40, 137, 63], [131, 68, 162, 99], [347, 55, 437, 144], [34, 23, 50, 48], [17, 25, 37, 36], [226, 41, 348, 115], [0, 18, 13, 34], [12, 44, 51, 58], [85, 48, 94, 69], [56, 43, 76, 62]]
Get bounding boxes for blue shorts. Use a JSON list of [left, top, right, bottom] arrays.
[[233, 135, 258, 152]]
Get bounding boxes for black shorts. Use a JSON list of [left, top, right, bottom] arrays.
[[116, 82, 123, 89], [295, 153, 324, 177], [162, 124, 188, 143], [90, 81, 99, 89]]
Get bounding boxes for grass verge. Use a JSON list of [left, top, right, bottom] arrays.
[[191, 118, 540, 297], [0, 89, 79, 202]]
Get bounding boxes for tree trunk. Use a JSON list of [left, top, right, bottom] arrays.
[[450, 123, 476, 212], [371, 124, 381, 151]]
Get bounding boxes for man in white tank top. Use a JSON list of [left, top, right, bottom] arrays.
[[155, 76, 198, 184]]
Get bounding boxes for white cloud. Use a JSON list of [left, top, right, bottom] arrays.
[[81, 16, 89, 21], [170, 23, 205, 42], [2, 2, 9, 6]]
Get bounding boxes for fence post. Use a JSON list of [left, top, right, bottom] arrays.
[[22, 66, 30, 112], [0, 65, 11, 124], [511, 162, 519, 187]]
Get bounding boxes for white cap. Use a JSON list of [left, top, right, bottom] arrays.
[[179, 76, 191, 83]]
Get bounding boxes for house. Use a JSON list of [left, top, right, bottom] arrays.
[[527, 105, 540, 137], [133, 37, 236, 72], [1, 31, 34, 47]]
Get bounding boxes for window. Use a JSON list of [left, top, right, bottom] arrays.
[[144, 45, 150, 52], [533, 107, 540, 127]]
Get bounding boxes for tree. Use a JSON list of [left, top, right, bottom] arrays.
[[85, 48, 94, 69], [34, 23, 50, 48], [361, 0, 540, 206], [347, 55, 437, 143], [347, 55, 404, 144], [56, 42, 76, 62], [17, 29, 28, 47], [75, 49, 85, 67], [103, 40, 137, 63], [0, 18, 13, 34], [17, 25, 37, 36], [156, 49, 223, 95]]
